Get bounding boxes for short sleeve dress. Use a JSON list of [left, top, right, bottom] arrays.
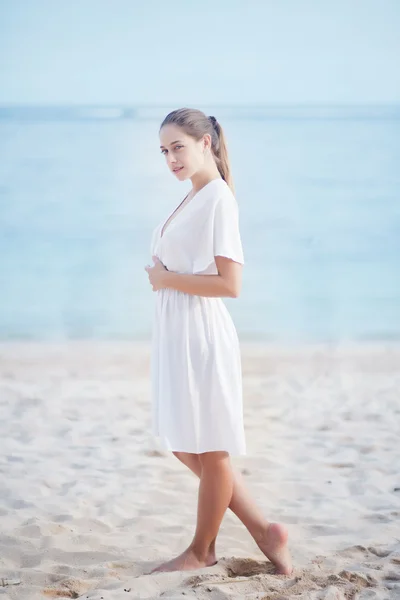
[[149, 177, 246, 456]]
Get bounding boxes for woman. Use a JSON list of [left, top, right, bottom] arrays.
[[145, 108, 292, 576]]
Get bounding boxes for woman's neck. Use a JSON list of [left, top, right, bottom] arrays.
[[190, 168, 222, 194]]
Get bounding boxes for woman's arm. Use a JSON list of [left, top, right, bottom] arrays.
[[165, 256, 242, 298], [146, 255, 243, 298], [164, 272, 231, 297]]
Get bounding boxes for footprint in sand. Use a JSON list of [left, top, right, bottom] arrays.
[[224, 557, 275, 577]]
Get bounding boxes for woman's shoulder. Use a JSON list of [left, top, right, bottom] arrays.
[[208, 178, 237, 205], [211, 180, 239, 217]]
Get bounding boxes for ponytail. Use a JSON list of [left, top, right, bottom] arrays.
[[209, 117, 235, 195]]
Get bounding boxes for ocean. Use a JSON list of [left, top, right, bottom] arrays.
[[0, 104, 399, 342]]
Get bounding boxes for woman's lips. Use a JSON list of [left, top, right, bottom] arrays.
[[173, 167, 184, 173]]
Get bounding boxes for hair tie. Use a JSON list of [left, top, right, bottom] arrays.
[[209, 115, 218, 128]]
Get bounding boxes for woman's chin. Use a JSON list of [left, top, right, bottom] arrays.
[[175, 170, 190, 181]]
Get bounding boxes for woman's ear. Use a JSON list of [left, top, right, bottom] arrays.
[[203, 133, 212, 151]]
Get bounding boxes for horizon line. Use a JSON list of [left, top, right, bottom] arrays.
[[1, 101, 399, 108]]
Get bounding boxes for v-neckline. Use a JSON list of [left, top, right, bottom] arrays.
[[160, 192, 191, 239], [159, 177, 223, 239]]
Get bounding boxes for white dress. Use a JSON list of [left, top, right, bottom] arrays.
[[149, 177, 246, 456]]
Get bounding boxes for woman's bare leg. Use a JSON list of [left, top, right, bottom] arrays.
[[172, 451, 292, 575], [189, 451, 233, 560], [151, 451, 233, 573], [173, 452, 217, 563]]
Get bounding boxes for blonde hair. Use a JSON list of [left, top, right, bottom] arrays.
[[160, 107, 235, 195]]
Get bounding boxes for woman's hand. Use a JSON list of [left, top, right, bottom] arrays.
[[145, 256, 169, 291]]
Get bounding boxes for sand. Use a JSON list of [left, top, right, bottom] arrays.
[[0, 340, 399, 599]]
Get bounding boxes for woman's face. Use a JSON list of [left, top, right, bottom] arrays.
[[159, 124, 210, 180]]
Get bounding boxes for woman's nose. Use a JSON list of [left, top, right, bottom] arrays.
[[168, 153, 177, 164]]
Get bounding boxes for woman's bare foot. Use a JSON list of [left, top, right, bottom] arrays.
[[150, 546, 217, 574], [255, 522, 293, 575]]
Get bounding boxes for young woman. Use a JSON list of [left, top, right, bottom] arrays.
[[145, 108, 292, 576]]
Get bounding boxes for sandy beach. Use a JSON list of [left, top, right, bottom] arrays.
[[0, 341, 399, 599]]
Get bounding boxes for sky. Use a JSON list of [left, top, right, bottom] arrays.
[[0, 0, 399, 105]]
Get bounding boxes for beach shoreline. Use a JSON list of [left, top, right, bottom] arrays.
[[1, 340, 399, 599]]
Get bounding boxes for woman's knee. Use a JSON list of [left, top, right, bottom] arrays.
[[173, 451, 194, 461], [173, 451, 202, 473], [198, 450, 230, 468]]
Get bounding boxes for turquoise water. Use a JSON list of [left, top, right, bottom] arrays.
[[0, 105, 399, 342]]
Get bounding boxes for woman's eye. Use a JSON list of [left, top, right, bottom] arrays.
[[160, 145, 183, 155]]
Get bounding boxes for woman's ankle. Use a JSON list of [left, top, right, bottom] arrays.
[[250, 520, 271, 543], [188, 540, 211, 562], [208, 539, 216, 554]]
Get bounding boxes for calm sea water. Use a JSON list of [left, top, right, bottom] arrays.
[[0, 105, 399, 343]]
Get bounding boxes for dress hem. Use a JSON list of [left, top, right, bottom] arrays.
[[153, 436, 246, 457]]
